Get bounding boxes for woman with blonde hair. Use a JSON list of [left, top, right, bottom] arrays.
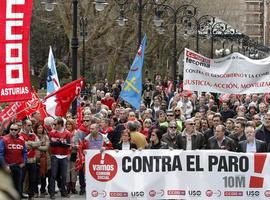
[[173, 106, 185, 132]]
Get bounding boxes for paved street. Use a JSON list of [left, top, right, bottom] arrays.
[[34, 185, 86, 200], [35, 192, 86, 200], [35, 193, 86, 200]]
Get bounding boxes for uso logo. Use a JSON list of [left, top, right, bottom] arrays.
[[89, 153, 118, 182]]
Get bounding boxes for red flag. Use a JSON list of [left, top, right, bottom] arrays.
[[76, 105, 83, 128], [0, 1, 33, 102], [0, 90, 42, 127], [75, 139, 85, 171], [16, 91, 42, 121], [43, 79, 84, 117], [0, 102, 22, 128]]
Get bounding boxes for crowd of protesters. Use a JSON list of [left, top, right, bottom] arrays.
[[0, 77, 270, 199]]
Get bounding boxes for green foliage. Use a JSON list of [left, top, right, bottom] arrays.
[[30, 74, 39, 90]]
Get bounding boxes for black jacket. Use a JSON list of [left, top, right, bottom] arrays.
[[256, 125, 270, 151], [206, 136, 235, 151], [147, 141, 168, 149], [175, 131, 205, 150], [228, 133, 246, 150], [237, 139, 267, 153], [114, 142, 137, 150], [204, 128, 230, 144]]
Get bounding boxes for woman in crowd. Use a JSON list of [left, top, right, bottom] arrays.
[[156, 110, 168, 128], [147, 128, 168, 149], [173, 106, 184, 132], [34, 122, 50, 198], [114, 129, 137, 150], [141, 119, 152, 138], [65, 119, 78, 194]]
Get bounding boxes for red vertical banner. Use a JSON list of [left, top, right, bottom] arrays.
[[0, 0, 33, 102]]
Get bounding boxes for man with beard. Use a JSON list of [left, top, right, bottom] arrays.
[[161, 121, 179, 149], [238, 126, 267, 153], [256, 112, 270, 151]]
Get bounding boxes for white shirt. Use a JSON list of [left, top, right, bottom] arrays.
[[122, 142, 130, 150], [246, 141, 256, 153]]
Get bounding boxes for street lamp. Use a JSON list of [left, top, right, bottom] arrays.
[[80, 17, 88, 77], [93, 0, 108, 12], [116, 9, 128, 26], [41, 0, 57, 12], [71, 0, 79, 116], [42, 0, 79, 115], [153, 2, 197, 85], [195, 15, 215, 53], [97, 0, 167, 47]]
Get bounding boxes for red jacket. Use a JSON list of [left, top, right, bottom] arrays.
[[1, 134, 27, 165], [48, 129, 71, 155], [101, 98, 115, 110], [19, 132, 38, 159]]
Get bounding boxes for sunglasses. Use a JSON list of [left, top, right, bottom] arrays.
[[167, 114, 174, 116], [175, 110, 180, 112], [188, 123, 195, 125], [10, 129, 18, 131], [83, 120, 90, 122], [169, 126, 177, 129]]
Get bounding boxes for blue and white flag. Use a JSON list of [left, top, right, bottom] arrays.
[[120, 34, 147, 109], [46, 46, 60, 95]]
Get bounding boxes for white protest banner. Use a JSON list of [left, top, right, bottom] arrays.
[[85, 150, 270, 200], [183, 48, 270, 94]]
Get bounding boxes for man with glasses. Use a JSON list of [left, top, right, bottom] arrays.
[[48, 117, 71, 199], [19, 119, 40, 200], [0, 123, 27, 197], [166, 110, 174, 122], [161, 121, 179, 149], [175, 119, 205, 150], [252, 114, 262, 129], [73, 115, 91, 196]]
